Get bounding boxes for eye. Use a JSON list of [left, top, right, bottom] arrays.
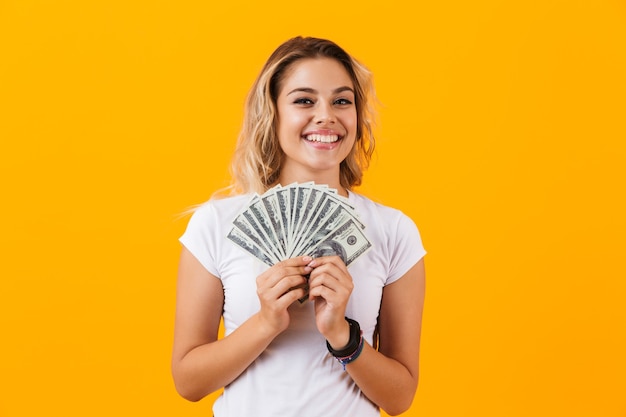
[[334, 98, 353, 106], [293, 97, 314, 105]]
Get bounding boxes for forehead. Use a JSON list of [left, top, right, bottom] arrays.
[[278, 58, 354, 94]]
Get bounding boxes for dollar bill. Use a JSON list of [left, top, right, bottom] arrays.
[[275, 186, 292, 248], [226, 226, 275, 267], [306, 218, 372, 266], [289, 182, 312, 247], [228, 182, 371, 269], [231, 213, 281, 264], [290, 195, 341, 257], [241, 198, 284, 261], [289, 186, 324, 256], [259, 190, 287, 259]]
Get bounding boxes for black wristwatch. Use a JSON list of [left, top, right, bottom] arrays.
[[326, 317, 361, 357]]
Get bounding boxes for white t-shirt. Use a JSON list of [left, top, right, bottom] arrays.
[[180, 191, 426, 417]]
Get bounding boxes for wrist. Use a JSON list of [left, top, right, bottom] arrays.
[[325, 319, 351, 351], [326, 318, 364, 370], [326, 317, 362, 358], [253, 312, 285, 340]]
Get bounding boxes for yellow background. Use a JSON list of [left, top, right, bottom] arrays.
[[1, 1, 625, 416]]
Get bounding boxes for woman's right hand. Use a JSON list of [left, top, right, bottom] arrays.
[[255, 256, 313, 335]]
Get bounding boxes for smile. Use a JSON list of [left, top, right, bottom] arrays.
[[304, 134, 341, 143]]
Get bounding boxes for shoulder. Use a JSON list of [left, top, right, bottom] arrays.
[[189, 194, 253, 223], [182, 193, 254, 240], [349, 191, 425, 257], [348, 192, 415, 228]]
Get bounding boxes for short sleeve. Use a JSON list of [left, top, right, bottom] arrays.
[[386, 213, 427, 285], [179, 203, 220, 277]]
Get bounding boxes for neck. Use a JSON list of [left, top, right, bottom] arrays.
[[278, 170, 347, 197]]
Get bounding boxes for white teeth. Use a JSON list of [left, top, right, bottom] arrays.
[[305, 134, 339, 143]]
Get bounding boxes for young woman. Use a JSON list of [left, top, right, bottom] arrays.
[[172, 36, 426, 417]]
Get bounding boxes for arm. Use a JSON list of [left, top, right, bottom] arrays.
[[345, 259, 425, 415], [171, 247, 311, 401], [308, 257, 426, 416]]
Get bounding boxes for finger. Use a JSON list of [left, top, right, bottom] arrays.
[[308, 281, 350, 304], [258, 274, 308, 301], [282, 255, 315, 267], [309, 272, 352, 295], [257, 260, 313, 287], [308, 266, 353, 302], [308, 261, 350, 286], [308, 283, 333, 299], [306, 255, 347, 271], [277, 285, 308, 307], [258, 256, 314, 280], [259, 268, 311, 292], [259, 264, 311, 282]]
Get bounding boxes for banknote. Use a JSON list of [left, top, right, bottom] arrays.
[[226, 226, 275, 267], [228, 183, 372, 270], [306, 218, 372, 266]]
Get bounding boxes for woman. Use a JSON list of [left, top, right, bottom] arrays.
[[172, 36, 426, 417]]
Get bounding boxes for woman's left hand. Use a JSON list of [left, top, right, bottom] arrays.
[[307, 256, 353, 347]]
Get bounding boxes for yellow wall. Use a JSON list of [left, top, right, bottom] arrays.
[[1, 1, 625, 416]]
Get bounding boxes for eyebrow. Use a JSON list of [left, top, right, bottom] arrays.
[[286, 86, 355, 96]]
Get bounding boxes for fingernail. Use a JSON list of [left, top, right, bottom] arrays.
[[307, 260, 317, 267], [304, 266, 313, 273], [303, 256, 312, 262]]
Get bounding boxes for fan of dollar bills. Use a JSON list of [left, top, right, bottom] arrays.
[[227, 182, 372, 267]]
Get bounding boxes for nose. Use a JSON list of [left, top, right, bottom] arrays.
[[315, 102, 335, 124]]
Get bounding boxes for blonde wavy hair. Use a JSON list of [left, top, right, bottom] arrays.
[[226, 36, 377, 195]]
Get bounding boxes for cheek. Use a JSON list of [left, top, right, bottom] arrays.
[[276, 115, 302, 149], [345, 112, 358, 136], [278, 108, 306, 131]]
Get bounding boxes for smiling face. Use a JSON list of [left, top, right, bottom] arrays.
[[275, 58, 357, 193]]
